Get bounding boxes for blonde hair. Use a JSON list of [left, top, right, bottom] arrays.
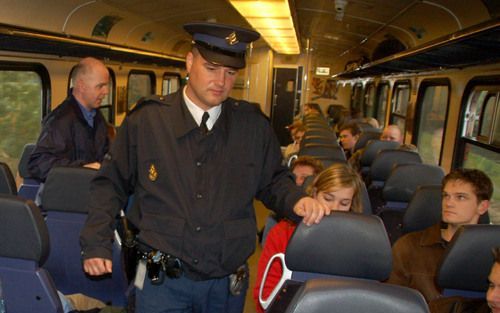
[[307, 163, 363, 213]]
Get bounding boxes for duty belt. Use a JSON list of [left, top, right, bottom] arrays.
[[138, 245, 183, 284]]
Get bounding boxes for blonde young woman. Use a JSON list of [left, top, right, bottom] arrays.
[[253, 163, 364, 313]]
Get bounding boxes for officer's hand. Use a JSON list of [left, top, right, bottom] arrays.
[[83, 257, 112, 276], [293, 196, 330, 226], [83, 162, 101, 170]]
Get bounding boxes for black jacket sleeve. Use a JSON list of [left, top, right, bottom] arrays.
[[79, 118, 137, 260]]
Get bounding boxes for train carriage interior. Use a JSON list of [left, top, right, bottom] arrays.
[[0, 0, 499, 312]]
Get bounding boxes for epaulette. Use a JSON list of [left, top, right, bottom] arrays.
[[128, 95, 171, 115]]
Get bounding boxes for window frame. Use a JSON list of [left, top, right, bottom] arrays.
[[375, 81, 390, 128], [161, 72, 182, 96], [127, 70, 156, 110], [412, 78, 451, 165], [453, 75, 500, 168], [390, 80, 411, 137]]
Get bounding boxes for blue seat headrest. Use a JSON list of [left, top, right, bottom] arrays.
[[18, 143, 36, 179], [285, 212, 392, 280], [437, 224, 500, 291], [0, 195, 49, 264], [42, 167, 97, 213], [286, 278, 429, 313], [383, 164, 445, 202], [370, 149, 422, 181]]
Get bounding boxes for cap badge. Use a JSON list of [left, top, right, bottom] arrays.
[[225, 31, 239, 46], [148, 164, 158, 181]]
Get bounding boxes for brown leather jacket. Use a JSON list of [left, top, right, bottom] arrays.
[[387, 223, 447, 302]]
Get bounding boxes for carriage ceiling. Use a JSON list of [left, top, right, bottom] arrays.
[[0, 0, 497, 74]]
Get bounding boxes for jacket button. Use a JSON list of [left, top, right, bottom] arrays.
[[196, 161, 202, 167], [195, 226, 201, 232], [196, 193, 202, 199], [193, 259, 199, 264]]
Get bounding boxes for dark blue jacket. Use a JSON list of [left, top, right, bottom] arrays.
[[28, 95, 109, 182]]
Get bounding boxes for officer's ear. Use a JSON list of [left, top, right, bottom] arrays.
[[186, 51, 194, 73]]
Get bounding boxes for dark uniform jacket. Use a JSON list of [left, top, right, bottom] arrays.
[[387, 223, 447, 302], [80, 90, 306, 280], [28, 94, 109, 182]]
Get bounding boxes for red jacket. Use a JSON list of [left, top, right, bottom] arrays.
[[253, 220, 297, 313]]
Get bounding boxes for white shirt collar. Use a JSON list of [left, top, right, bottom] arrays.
[[183, 86, 221, 131]]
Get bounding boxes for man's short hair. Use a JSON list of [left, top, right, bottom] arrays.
[[339, 122, 361, 137], [442, 168, 493, 202], [494, 247, 500, 264], [291, 156, 324, 175]]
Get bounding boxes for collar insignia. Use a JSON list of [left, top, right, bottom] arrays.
[[225, 31, 239, 46], [149, 164, 158, 181]]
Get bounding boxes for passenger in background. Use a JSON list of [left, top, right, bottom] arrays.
[[339, 123, 361, 160], [380, 124, 403, 144], [303, 102, 323, 116], [253, 163, 364, 313], [259, 156, 324, 246], [28, 57, 110, 183], [290, 156, 324, 187], [80, 22, 329, 313], [388, 168, 493, 302], [283, 123, 306, 160], [348, 124, 405, 171]]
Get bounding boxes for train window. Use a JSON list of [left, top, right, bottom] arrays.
[[127, 71, 155, 109], [458, 82, 500, 219], [0, 63, 50, 173], [414, 81, 449, 165], [351, 83, 363, 114], [390, 81, 410, 135], [463, 86, 500, 144], [363, 83, 376, 118], [375, 83, 389, 127], [162, 73, 181, 96], [68, 66, 115, 124]]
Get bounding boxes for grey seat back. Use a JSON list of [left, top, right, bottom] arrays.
[[437, 224, 500, 294], [0, 195, 62, 313], [285, 278, 429, 313], [354, 130, 382, 151], [0, 162, 17, 195], [383, 164, 445, 203], [370, 149, 422, 183], [286, 212, 392, 280], [359, 140, 400, 167], [41, 166, 128, 306], [402, 185, 443, 234]]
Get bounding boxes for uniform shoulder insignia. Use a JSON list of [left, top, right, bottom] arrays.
[[128, 95, 170, 114]]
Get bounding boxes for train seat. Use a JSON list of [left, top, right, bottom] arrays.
[[383, 163, 445, 211], [301, 135, 338, 146], [298, 144, 346, 162], [259, 212, 392, 311], [401, 185, 443, 234], [368, 149, 422, 188], [358, 140, 400, 176], [284, 278, 429, 313], [0, 195, 63, 313], [41, 167, 128, 307], [353, 129, 382, 152], [437, 224, 500, 298], [379, 164, 445, 244], [0, 162, 17, 195], [17, 143, 40, 200]]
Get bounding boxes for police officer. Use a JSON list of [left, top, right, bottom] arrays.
[[80, 22, 330, 313]]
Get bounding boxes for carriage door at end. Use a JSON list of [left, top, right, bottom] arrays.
[[271, 67, 300, 146]]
